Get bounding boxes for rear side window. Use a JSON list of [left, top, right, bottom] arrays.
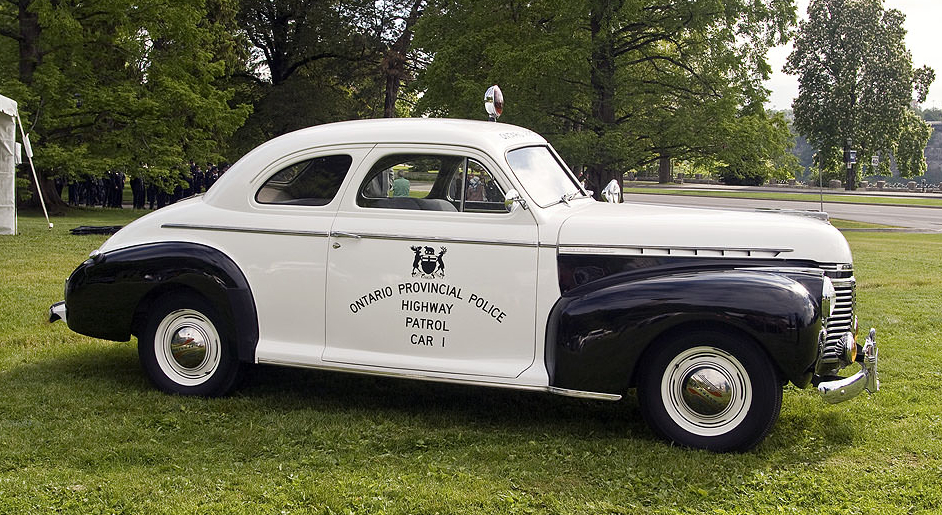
[[255, 155, 352, 206]]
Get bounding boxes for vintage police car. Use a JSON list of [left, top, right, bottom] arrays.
[[49, 118, 879, 452]]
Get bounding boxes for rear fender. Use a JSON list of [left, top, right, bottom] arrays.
[[65, 242, 259, 362]]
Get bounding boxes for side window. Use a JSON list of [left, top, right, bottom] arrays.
[[256, 154, 352, 206], [358, 154, 505, 213]]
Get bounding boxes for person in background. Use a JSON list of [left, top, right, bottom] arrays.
[[466, 173, 484, 201], [392, 170, 410, 197]]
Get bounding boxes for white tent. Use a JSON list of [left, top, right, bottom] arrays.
[[0, 94, 16, 235]]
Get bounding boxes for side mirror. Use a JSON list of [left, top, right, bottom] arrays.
[[601, 179, 620, 203], [504, 189, 528, 212]]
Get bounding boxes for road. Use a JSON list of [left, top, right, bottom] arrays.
[[621, 193, 942, 232]]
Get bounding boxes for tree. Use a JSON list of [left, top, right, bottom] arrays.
[[413, 0, 797, 196], [230, 0, 366, 155], [348, 0, 426, 118], [0, 0, 250, 210], [919, 107, 942, 122], [785, 0, 935, 189], [231, 0, 428, 157]]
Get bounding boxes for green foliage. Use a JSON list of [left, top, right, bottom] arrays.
[[920, 107, 942, 122], [0, 0, 251, 192], [228, 0, 370, 155], [896, 109, 933, 178], [14, 176, 30, 203], [715, 110, 800, 185], [786, 0, 935, 185], [229, 0, 428, 156], [413, 0, 797, 191]]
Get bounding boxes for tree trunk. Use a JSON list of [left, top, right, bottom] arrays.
[[584, 0, 623, 200], [658, 154, 672, 183], [16, 0, 67, 212], [381, 0, 423, 118], [585, 163, 622, 201], [23, 169, 68, 214], [18, 0, 40, 87], [382, 49, 405, 118]]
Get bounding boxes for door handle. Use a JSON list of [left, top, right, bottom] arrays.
[[330, 231, 361, 239]]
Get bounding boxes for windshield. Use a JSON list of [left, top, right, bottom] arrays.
[[505, 146, 584, 207]]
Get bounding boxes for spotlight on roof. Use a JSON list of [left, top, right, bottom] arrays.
[[484, 85, 503, 122]]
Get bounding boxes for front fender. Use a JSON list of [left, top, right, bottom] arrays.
[[546, 269, 824, 394], [64, 242, 259, 362]]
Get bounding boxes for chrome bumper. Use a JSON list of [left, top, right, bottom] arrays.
[[48, 301, 67, 324], [818, 328, 879, 404]]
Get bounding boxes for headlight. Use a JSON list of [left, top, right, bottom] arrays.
[[821, 276, 836, 319], [839, 331, 858, 364]]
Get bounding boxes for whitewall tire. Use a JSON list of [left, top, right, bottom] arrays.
[[139, 293, 241, 396], [639, 330, 782, 452]]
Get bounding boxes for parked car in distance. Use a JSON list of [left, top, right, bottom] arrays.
[[49, 118, 879, 451]]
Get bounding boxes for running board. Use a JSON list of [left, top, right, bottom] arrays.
[[548, 387, 622, 401]]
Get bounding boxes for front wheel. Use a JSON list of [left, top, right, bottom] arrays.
[[138, 293, 241, 397], [638, 330, 782, 452]]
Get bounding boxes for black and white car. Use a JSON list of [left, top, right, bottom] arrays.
[[49, 118, 879, 451]]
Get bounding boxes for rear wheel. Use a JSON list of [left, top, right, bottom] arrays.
[[638, 330, 782, 452], [138, 293, 241, 396]]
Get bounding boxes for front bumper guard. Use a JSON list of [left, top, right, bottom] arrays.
[[49, 300, 67, 324], [817, 328, 879, 404]]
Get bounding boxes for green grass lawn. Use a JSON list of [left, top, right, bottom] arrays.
[[2, 209, 941, 513], [623, 186, 942, 208], [829, 218, 899, 230]]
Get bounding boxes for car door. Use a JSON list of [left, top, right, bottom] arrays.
[[323, 145, 540, 378], [234, 146, 369, 365]]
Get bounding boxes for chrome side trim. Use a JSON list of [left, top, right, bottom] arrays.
[[340, 232, 542, 248], [162, 223, 329, 238], [257, 357, 547, 392], [163, 223, 545, 247], [547, 387, 622, 401], [558, 244, 793, 257]]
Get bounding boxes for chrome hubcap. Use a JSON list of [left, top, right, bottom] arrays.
[[155, 308, 221, 386], [681, 366, 734, 417], [170, 326, 209, 369], [661, 346, 752, 437]]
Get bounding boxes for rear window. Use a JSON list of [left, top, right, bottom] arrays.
[[255, 155, 352, 206]]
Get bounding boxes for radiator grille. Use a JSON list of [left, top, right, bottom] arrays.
[[819, 264, 856, 359]]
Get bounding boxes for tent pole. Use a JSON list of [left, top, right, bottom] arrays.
[[15, 113, 52, 229]]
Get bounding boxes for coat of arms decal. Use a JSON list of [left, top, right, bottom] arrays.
[[411, 245, 446, 278]]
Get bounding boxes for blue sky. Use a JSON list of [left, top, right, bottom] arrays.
[[764, 0, 942, 111]]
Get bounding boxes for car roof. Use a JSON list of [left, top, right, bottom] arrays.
[[256, 118, 544, 153], [204, 118, 548, 208]]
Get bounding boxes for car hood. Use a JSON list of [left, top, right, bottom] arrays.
[[556, 201, 852, 264]]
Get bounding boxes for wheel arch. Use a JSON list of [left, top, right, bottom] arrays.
[[131, 282, 230, 338], [545, 268, 823, 395], [65, 241, 259, 362], [627, 320, 781, 388]]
